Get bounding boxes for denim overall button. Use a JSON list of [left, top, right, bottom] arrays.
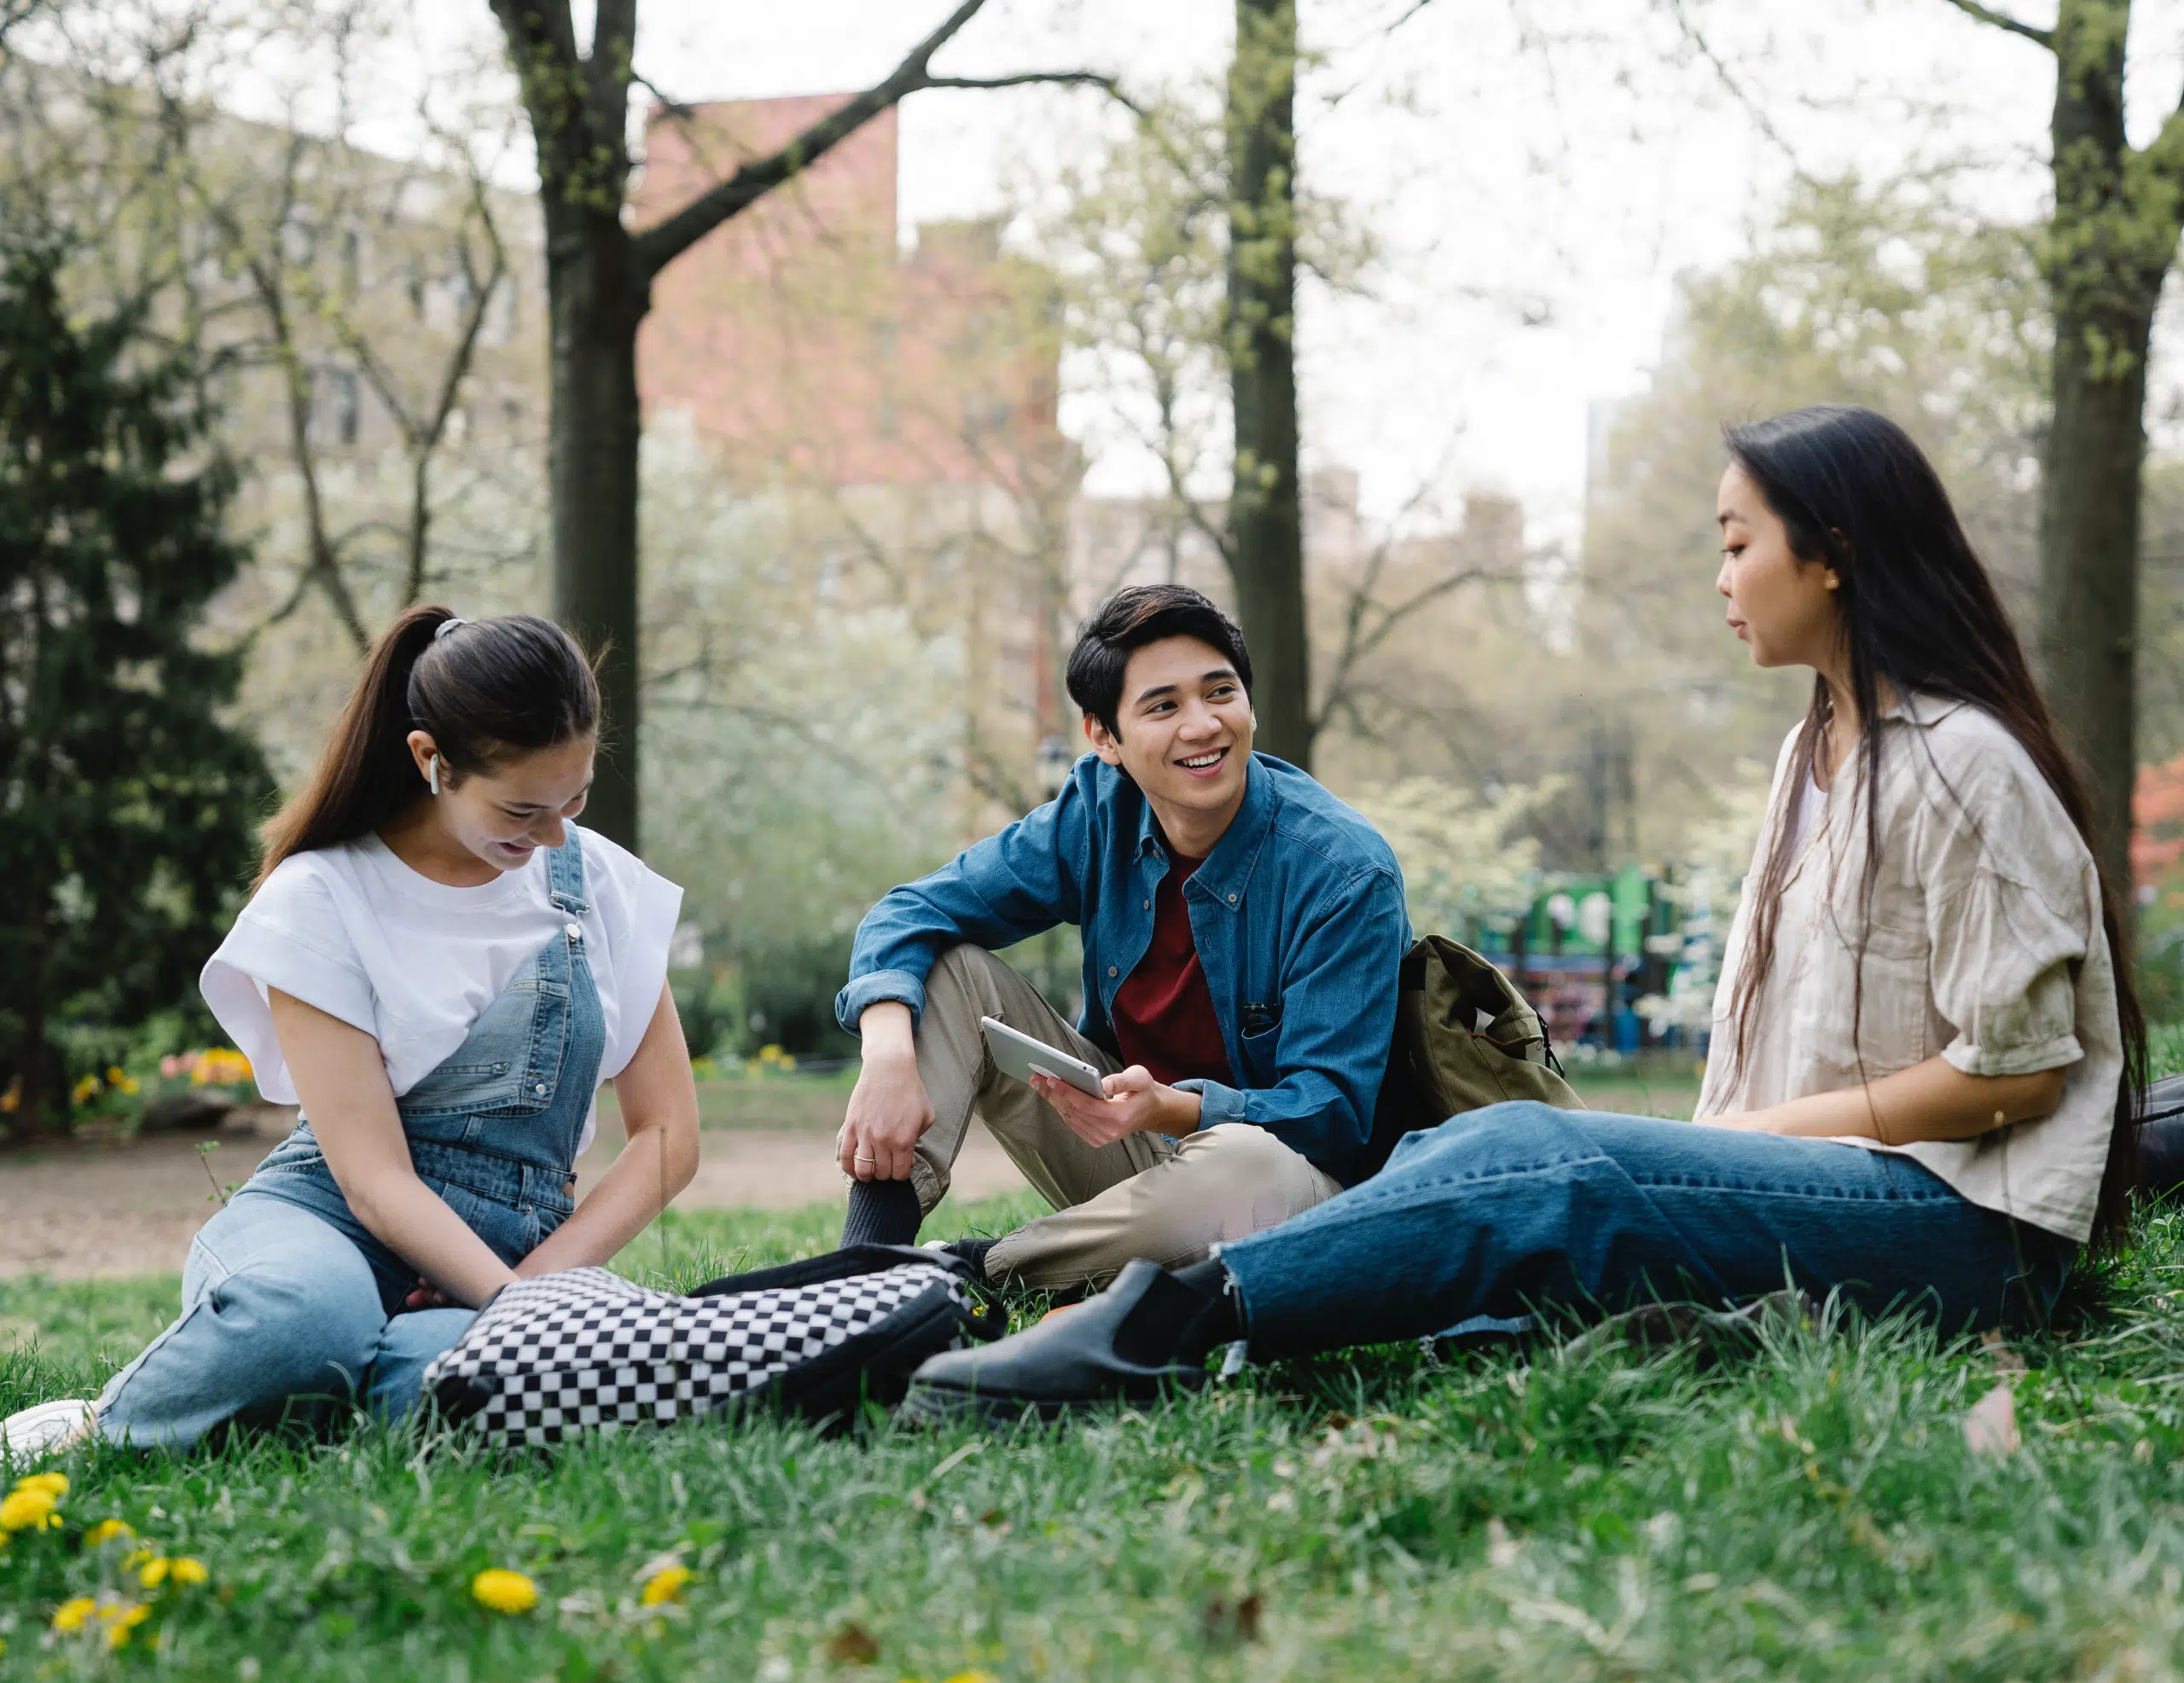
[[534, 1082, 549, 1096], [565, 921, 583, 939]]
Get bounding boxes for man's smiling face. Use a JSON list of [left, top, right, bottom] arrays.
[[1084, 634, 1254, 829]]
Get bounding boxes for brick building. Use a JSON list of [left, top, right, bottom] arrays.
[[632, 96, 1066, 494]]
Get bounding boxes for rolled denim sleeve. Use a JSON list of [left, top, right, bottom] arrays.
[[835, 782, 1089, 1035], [1175, 867, 1409, 1182]]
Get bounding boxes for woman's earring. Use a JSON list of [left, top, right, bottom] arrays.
[[428, 755, 440, 796]]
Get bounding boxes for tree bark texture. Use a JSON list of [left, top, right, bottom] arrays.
[[2036, 0, 2179, 901], [543, 205, 648, 847], [1227, 0, 1311, 769]]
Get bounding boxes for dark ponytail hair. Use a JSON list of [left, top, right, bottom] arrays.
[[255, 606, 600, 891], [1721, 405, 2146, 1249]]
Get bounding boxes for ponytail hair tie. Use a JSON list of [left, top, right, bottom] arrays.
[[433, 616, 468, 641]]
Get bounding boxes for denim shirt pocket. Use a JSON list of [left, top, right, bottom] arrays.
[[1239, 1001, 1284, 1084], [398, 975, 572, 1135]]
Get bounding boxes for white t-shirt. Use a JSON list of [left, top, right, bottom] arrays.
[[200, 828, 682, 1155]]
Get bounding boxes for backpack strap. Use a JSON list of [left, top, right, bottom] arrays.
[[689, 1243, 973, 1297]]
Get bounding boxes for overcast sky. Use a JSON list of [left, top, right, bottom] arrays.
[[380, 2, 2184, 541]]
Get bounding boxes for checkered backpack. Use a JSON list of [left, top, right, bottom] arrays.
[[421, 1245, 998, 1444]]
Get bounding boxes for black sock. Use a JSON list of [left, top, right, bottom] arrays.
[[842, 1179, 921, 1248]]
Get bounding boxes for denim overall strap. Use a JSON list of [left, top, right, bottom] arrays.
[[241, 829, 610, 1295], [547, 825, 590, 916]]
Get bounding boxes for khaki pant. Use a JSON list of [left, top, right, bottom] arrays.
[[885, 944, 1341, 1290]]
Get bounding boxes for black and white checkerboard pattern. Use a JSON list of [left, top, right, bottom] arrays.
[[421, 1263, 967, 1445]]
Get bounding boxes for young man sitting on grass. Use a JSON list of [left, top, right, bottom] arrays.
[[831, 584, 1409, 1291]]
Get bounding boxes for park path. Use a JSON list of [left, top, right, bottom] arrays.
[[0, 1118, 1029, 1280]]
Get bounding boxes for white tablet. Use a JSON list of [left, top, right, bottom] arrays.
[[980, 1015, 1107, 1098]]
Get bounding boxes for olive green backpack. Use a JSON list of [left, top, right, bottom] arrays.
[[1359, 935, 1582, 1180]]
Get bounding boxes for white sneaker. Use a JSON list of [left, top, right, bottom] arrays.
[[2, 1399, 96, 1461]]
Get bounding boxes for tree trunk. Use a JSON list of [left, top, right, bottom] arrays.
[[2038, 0, 2171, 902], [544, 205, 648, 850], [1227, 0, 1310, 769], [2040, 293, 2152, 901]]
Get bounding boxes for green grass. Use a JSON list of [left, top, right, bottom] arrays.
[[12, 1197, 2184, 1670]]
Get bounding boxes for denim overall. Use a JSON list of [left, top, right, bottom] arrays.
[[96, 833, 607, 1448]]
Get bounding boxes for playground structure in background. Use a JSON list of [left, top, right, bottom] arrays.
[[1469, 865, 1732, 1057]]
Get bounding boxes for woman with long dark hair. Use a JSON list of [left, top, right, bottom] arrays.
[[4, 608, 700, 1454], [899, 404, 2147, 1419]]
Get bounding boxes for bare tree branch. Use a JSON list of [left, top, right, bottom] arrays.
[[923, 73, 1141, 116], [1657, 0, 1806, 169], [1940, 0, 2056, 49], [631, 0, 1130, 278], [632, 71, 694, 122]]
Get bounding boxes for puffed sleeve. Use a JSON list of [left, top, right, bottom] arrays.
[[198, 858, 375, 1106], [1919, 748, 2093, 1079], [579, 828, 685, 1082]]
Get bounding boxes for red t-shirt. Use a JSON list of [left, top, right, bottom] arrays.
[[1110, 853, 1234, 1086]]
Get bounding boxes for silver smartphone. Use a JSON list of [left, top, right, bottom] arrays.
[[979, 1015, 1107, 1098]]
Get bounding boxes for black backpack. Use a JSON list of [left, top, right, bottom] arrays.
[[422, 1245, 1000, 1444]]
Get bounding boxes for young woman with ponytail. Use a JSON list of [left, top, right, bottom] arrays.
[[899, 405, 2148, 1421], [5, 607, 699, 1454]]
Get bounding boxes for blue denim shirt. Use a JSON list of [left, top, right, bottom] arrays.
[[835, 753, 1409, 1186]]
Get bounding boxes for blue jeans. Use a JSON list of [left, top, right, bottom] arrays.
[[95, 1193, 476, 1448], [96, 831, 607, 1450], [1218, 1104, 2078, 1358]]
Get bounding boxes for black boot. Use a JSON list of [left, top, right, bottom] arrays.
[[897, 1258, 1242, 1425]]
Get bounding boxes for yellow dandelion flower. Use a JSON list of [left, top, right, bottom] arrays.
[[49, 1597, 96, 1633], [120, 1547, 154, 1571], [166, 1556, 208, 1586], [639, 1564, 693, 1605], [106, 1066, 125, 1084], [83, 1518, 133, 1547], [138, 1556, 170, 1588], [119, 1076, 141, 1095], [942, 1671, 1001, 1683], [0, 1486, 60, 1531], [13, 1471, 67, 1496], [470, 1568, 538, 1614], [101, 1602, 150, 1649]]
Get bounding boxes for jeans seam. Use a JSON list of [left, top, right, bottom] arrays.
[[97, 1287, 222, 1424]]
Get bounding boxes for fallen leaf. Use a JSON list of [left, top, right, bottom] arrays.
[[822, 1623, 879, 1665], [1965, 1384, 2019, 1456], [1201, 1592, 1263, 1645]]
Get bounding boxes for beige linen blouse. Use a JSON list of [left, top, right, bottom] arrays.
[[1693, 695, 2123, 1243]]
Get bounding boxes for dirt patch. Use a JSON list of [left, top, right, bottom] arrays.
[[0, 1120, 1029, 1280]]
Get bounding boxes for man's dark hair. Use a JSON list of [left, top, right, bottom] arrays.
[[1065, 584, 1253, 738]]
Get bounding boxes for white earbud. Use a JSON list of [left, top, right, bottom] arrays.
[[428, 754, 440, 796]]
